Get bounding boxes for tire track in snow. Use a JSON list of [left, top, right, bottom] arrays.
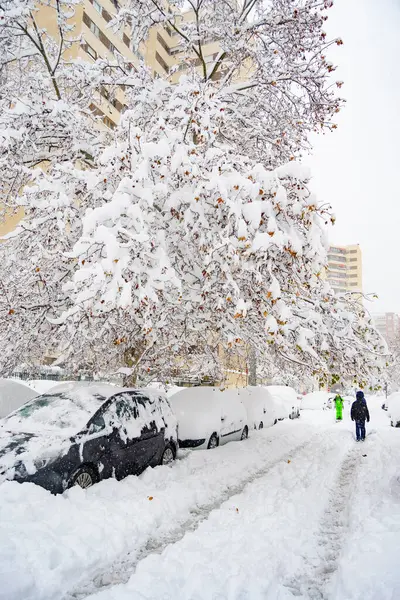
[[66, 434, 318, 600], [283, 445, 361, 599]]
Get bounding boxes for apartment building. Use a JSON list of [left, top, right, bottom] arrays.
[[327, 244, 363, 294], [373, 313, 399, 344]]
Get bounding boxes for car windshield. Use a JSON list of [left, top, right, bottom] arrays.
[[2, 390, 107, 434]]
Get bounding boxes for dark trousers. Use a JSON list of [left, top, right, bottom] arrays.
[[355, 420, 366, 440]]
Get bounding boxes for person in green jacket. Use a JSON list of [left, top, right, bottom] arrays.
[[334, 394, 344, 421]]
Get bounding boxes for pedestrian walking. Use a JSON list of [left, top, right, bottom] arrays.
[[351, 391, 370, 441], [334, 394, 344, 421]]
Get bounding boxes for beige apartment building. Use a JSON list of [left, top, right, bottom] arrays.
[[327, 244, 363, 295]]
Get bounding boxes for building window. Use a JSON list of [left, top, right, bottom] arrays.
[[350, 282, 358, 287], [349, 266, 357, 270], [90, 20, 100, 37], [329, 247, 346, 255], [103, 116, 116, 129], [123, 33, 131, 48], [82, 43, 97, 60], [102, 9, 112, 23], [157, 33, 171, 55], [155, 51, 169, 73], [92, 0, 102, 14], [109, 42, 117, 55], [349, 258, 357, 262], [348, 249, 358, 254]]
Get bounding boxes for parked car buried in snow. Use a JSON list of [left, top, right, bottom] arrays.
[[265, 386, 301, 419], [169, 387, 249, 450], [388, 392, 400, 427], [0, 385, 178, 493], [239, 386, 286, 430]]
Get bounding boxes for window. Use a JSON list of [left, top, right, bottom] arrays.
[[102, 9, 112, 23], [103, 116, 116, 129], [349, 265, 358, 270], [329, 247, 346, 256], [348, 249, 358, 254], [90, 20, 100, 37], [109, 42, 117, 55], [157, 33, 171, 55], [123, 33, 130, 48], [349, 273, 358, 279], [170, 45, 182, 55], [349, 258, 357, 262], [350, 282, 359, 287], [92, 0, 102, 14], [155, 51, 169, 73], [82, 43, 97, 60]]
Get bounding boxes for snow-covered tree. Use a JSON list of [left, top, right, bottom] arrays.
[[0, 0, 388, 386], [122, 0, 344, 166]]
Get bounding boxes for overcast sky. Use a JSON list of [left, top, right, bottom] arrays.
[[307, 0, 400, 314]]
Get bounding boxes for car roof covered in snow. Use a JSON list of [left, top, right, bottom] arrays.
[[0, 379, 38, 418], [2, 384, 123, 434]]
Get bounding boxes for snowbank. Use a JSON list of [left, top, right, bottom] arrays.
[[0, 379, 38, 418], [0, 421, 315, 600]]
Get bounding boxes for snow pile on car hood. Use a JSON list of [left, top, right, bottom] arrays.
[[0, 379, 38, 418]]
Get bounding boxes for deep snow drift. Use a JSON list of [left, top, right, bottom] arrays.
[[0, 396, 399, 600]]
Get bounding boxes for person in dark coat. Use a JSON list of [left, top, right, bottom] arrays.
[[351, 391, 370, 441]]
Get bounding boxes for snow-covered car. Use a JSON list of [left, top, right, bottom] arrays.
[[0, 385, 178, 493], [265, 386, 300, 419], [301, 391, 335, 411], [169, 387, 249, 450], [239, 386, 286, 430], [388, 392, 400, 427], [0, 379, 38, 418]]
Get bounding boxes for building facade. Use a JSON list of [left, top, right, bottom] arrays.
[[327, 244, 363, 295], [373, 313, 399, 344]]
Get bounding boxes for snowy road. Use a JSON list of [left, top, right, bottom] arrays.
[[1, 400, 399, 600]]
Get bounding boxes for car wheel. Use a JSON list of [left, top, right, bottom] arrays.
[[241, 426, 249, 440], [160, 444, 175, 465], [259, 421, 264, 430], [69, 466, 96, 490], [207, 433, 219, 449]]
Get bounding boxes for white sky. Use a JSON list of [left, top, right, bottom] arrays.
[[306, 0, 400, 313]]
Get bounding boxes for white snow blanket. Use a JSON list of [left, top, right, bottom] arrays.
[[0, 379, 38, 418]]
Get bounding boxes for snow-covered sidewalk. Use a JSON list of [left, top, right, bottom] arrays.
[[83, 403, 400, 600], [0, 419, 317, 600], [1, 402, 399, 600]]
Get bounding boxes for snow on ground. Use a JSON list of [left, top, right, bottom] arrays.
[[0, 419, 316, 600], [84, 398, 400, 600], [1, 396, 399, 600]]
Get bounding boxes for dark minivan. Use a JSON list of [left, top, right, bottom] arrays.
[[0, 384, 178, 494]]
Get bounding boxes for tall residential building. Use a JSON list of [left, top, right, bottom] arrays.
[[327, 244, 363, 294], [373, 313, 399, 344]]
